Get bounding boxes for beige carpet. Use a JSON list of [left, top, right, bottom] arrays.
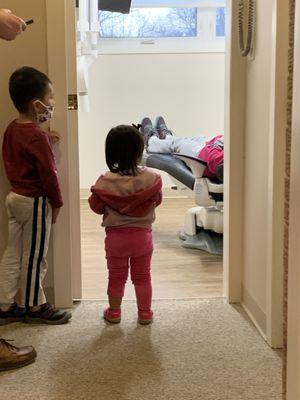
[[0, 299, 282, 400]]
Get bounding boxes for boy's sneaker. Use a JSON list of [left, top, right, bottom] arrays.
[[24, 302, 72, 325], [103, 308, 121, 324], [0, 339, 37, 371], [0, 303, 26, 325], [138, 310, 153, 325], [154, 116, 173, 139], [140, 117, 159, 147]]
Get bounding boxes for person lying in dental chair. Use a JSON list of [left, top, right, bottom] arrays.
[[135, 117, 224, 254], [136, 116, 224, 183]]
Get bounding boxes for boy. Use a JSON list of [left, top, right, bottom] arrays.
[[0, 66, 71, 325]]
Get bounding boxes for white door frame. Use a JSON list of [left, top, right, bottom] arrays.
[[223, 0, 246, 303], [287, 1, 300, 397], [48, 0, 241, 307], [44, 0, 261, 311], [46, 0, 82, 307], [265, 0, 289, 348]]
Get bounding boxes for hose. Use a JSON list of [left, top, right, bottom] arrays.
[[238, 0, 255, 57]]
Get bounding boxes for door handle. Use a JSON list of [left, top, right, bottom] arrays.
[[68, 94, 78, 111]]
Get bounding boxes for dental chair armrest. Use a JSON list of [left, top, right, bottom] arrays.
[[173, 153, 222, 205], [174, 153, 223, 194], [173, 153, 207, 179]]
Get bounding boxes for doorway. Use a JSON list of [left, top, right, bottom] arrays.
[[45, 0, 286, 352], [76, 3, 226, 301]]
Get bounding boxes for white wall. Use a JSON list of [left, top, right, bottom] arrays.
[[78, 53, 225, 189]]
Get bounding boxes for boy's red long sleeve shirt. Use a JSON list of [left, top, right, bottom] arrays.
[[2, 120, 63, 208]]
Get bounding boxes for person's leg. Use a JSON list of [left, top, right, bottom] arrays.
[[172, 136, 208, 157], [16, 195, 71, 324], [20, 197, 52, 308], [104, 230, 130, 323], [0, 193, 26, 324], [129, 229, 154, 324], [147, 135, 174, 153], [106, 256, 129, 308], [130, 251, 153, 312], [104, 256, 129, 323]]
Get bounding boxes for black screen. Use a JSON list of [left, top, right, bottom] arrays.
[[98, 0, 132, 13]]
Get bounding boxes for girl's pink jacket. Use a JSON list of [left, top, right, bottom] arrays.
[[89, 167, 162, 229]]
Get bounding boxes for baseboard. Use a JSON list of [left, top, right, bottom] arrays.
[[80, 187, 188, 200], [241, 285, 267, 341]]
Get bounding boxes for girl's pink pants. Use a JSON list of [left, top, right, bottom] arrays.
[[105, 227, 153, 311]]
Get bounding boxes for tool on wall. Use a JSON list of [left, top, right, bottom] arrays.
[[238, 0, 256, 58]]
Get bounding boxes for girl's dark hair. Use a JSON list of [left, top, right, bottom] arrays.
[[105, 125, 144, 175], [9, 66, 52, 113]]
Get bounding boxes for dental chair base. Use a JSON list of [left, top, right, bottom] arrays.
[[179, 229, 223, 255], [184, 205, 223, 236], [141, 151, 224, 255], [179, 205, 223, 255]]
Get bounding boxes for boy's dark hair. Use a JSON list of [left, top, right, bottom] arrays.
[[105, 125, 144, 175], [9, 66, 52, 113]]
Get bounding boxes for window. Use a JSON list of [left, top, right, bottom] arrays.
[[100, 8, 198, 38], [98, 0, 226, 54], [216, 7, 225, 37]]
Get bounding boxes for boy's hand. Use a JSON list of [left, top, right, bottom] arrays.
[[52, 207, 60, 224], [47, 129, 61, 144]]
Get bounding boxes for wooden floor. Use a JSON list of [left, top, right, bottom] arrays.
[[80, 197, 223, 299]]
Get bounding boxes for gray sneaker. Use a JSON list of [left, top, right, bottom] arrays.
[[140, 117, 159, 147], [154, 116, 173, 139], [24, 303, 72, 325], [0, 303, 26, 325]]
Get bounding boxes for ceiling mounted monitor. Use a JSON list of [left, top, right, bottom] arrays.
[[98, 0, 132, 14]]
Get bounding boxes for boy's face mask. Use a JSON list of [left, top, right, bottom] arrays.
[[34, 100, 54, 124]]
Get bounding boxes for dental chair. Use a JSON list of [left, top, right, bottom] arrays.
[[142, 152, 223, 255]]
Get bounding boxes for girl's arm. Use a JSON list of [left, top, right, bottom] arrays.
[[155, 189, 163, 207], [149, 175, 163, 207], [88, 192, 105, 214]]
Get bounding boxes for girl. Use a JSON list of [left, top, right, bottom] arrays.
[[89, 125, 162, 325]]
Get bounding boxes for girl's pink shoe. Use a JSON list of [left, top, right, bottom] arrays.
[[103, 308, 121, 324], [138, 310, 153, 325]]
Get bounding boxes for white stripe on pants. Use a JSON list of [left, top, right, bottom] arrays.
[[0, 192, 52, 307]]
